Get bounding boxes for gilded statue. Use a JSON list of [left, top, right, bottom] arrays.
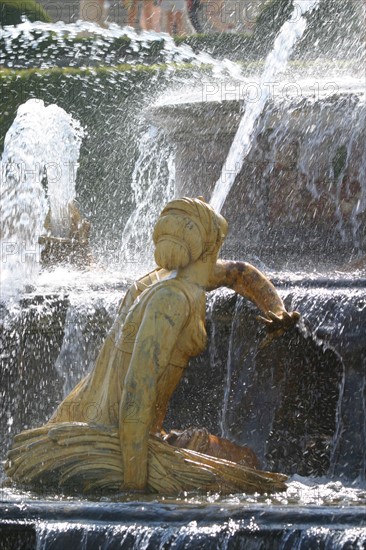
[[5, 197, 299, 495]]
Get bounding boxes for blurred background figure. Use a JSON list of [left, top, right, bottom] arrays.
[[123, 0, 161, 30], [160, 0, 193, 35], [187, 0, 203, 33], [188, 1, 266, 34], [79, 0, 109, 27], [198, 0, 235, 33], [185, 0, 234, 33]]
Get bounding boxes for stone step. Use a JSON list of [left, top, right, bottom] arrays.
[[1, 501, 365, 549]]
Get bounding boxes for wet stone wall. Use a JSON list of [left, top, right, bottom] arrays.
[[166, 287, 346, 478], [0, 296, 68, 452]]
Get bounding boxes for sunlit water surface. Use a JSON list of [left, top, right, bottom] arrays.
[[1, 474, 366, 509]]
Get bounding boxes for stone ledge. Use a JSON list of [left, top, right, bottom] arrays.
[[0, 500, 365, 549]]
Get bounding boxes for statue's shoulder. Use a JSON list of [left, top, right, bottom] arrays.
[[116, 272, 192, 324], [122, 277, 194, 319], [145, 277, 192, 305]]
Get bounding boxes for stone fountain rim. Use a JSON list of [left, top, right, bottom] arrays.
[[0, 499, 365, 528], [3, 275, 366, 303], [147, 88, 366, 137], [149, 85, 366, 114]]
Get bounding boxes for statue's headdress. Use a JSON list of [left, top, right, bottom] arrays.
[[153, 197, 228, 270]]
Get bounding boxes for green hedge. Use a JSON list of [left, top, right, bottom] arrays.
[[0, 0, 51, 26], [1, 0, 361, 71], [0, 31, 256, 70], [0, 62, 202, 153]]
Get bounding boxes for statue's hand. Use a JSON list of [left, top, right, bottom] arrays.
[[257, 310, 300, 349]]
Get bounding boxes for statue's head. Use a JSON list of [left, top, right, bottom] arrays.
[[153, 197, 228, 270]]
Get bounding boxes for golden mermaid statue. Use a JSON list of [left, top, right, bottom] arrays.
[[5, 197, 299, 495]]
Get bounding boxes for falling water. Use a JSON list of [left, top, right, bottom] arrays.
[[120, 126, 175, 270], [0, 100, 47, 300], [201, 276, 366, 481], [0, 99, 83, 300], [210, 0, 320, 213], [259, 88, 366, 249], [286, 284, 366, 481], [2, 10, 366, 549], [220, 295, 242, 439], [54, 292, 118, 397]]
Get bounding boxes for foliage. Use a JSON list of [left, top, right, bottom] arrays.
[[0, 0, 51, 26], [332, 145, 348, 180]]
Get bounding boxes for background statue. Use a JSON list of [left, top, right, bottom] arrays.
[[5, 197, 299, 495], [39, 199, 93, 268]]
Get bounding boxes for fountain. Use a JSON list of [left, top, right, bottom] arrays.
[[0, 98, 91, 300], [149, 74, 366, 270], [1, 0, 366, 547]]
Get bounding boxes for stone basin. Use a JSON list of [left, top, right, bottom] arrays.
[[148, 81, 366, 270]]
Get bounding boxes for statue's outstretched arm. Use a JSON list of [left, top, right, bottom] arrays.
[[207, 260, 284, 314], [119, 287, 189, 491], [207, 260, 300, 345]]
